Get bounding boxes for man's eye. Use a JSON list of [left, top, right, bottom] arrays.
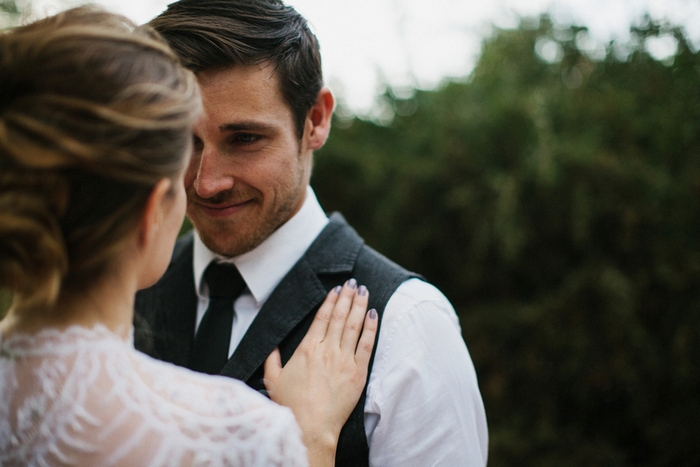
[[235, 133, 260, 144]]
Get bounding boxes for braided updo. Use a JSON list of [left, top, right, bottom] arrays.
[[0, 6, 200, 307]]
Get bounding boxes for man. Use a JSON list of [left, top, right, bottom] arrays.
[[134, 0, 488, 465]]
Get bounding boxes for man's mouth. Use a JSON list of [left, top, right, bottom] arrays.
[[195, 199, 254, 218]]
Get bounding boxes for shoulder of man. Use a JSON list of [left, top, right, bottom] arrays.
[[313, 214, 405, 271], [307, 214, 451, 366]]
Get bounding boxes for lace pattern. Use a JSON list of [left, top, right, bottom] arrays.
[[0, 325, 308, 466]]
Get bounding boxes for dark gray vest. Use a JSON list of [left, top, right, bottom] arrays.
[[134, 213, 418, 466]]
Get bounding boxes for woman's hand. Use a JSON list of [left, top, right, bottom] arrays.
[[264, 280, 377, 466]]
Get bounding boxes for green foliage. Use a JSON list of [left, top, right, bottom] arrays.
[[0, 0, 19, 14], [0, 0, 23, 28], [0, 6, 696, 463], [313, 15, 700, 466]]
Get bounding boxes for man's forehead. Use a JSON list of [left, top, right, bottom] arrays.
[[196, 62, 279, 89], [192, 64, 295, 133]]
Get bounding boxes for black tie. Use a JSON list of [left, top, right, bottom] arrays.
[[188, 262, 246, 374]]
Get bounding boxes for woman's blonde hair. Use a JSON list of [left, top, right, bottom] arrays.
[[0, 6, 200, 307]]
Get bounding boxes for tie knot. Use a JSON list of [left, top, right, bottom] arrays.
[[204, 262, 245, 299]]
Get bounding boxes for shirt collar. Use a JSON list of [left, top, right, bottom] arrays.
[[193, 186, 329, 305]]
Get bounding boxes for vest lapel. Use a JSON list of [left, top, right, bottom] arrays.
[[220, 214, 363, 380], [221, 258, 326, 380]]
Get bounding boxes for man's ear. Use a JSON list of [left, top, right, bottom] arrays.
[[138, 178, 172, 251], [306, 87, 335, 150]]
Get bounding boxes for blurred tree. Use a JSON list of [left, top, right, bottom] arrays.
[[0, 0, 23, 27], [313, 15, 700, 467], [0, 0, 19, 14], [1, 6, 698, 463]]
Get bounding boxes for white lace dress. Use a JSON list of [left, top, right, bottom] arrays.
[[0, 324, 309, 466]]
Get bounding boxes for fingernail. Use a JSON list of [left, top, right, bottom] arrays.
[[333, 285, 342, 294], [358, 285, 367, 296], [347, 278, 357, 289], [369, 308, 377, 319]]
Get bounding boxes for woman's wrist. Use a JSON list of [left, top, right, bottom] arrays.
[[304, 431, 338, 467]]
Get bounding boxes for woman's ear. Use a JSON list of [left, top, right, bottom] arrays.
[[138, 178, 172, 251]]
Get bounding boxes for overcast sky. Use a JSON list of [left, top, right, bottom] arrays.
[[27, 0, 700, 116]]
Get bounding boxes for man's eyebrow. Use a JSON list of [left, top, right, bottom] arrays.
[[219, 122, 275, 133]]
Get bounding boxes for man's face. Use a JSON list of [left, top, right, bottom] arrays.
[[187, 64, 312, 257]]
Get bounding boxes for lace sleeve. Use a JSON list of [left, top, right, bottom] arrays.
[[0, 326, 309, 467]]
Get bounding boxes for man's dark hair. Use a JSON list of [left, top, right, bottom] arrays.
[[150, 0, 323, 139]]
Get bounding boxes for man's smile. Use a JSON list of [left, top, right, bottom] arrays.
[[193, 199, 255, 218]]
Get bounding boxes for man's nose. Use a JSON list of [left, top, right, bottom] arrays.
[[193, 148, 235, 199]]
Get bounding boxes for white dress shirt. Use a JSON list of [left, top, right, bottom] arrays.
[[192, 186, 489, 466]]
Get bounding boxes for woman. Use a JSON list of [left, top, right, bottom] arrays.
[[0, 6, 376, 466]]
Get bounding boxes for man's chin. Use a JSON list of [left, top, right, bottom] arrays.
[[189, 204, 292, 257], [194, 224, 264, 258]]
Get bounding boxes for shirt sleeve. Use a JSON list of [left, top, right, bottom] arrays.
[[364, 279, 488, 466]]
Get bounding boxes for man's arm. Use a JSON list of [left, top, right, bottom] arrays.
[[364, 279, 488, 466]]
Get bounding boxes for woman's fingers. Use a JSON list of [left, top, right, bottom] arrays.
[[339, 285, 370, 352], [302, 279, 372, 353], [302, 285, 341, 343], [263, 347, 283, 396], [325, 279, 362, 344], [354, 308, 378, 369]]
